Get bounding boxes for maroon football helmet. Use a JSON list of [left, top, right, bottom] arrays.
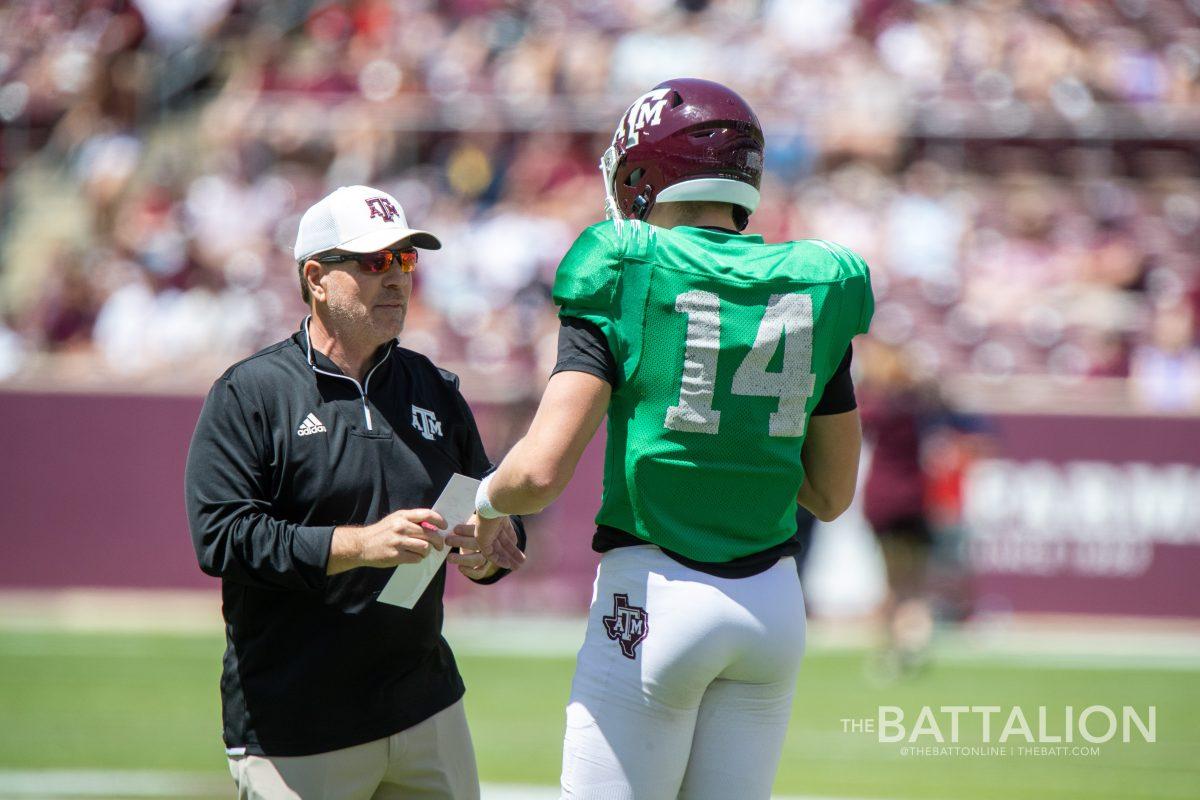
[[601, 78, 764, 229]]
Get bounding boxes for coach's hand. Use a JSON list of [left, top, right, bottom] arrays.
[[448, 515, 525, 577], [327, 509, 447, 575]]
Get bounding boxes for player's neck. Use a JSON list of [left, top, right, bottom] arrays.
[[646, 202, 737, 231]]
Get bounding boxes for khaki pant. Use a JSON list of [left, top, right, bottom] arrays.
[[227, 700, 479, 800]]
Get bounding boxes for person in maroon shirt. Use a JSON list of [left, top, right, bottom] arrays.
[[857, 340, 940, 677]]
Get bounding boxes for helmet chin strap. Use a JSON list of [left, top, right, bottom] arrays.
[[733, 205, 750, 231], [631, 188, 653, 220]]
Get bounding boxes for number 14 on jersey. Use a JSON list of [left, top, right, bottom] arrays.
[[665, 291, 817, 438]]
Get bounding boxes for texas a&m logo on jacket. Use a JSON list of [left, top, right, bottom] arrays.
[[411, 405, 443, 441], [602, 593, 649, 659]]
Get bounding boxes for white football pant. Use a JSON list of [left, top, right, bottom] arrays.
[[560, 545, 806, 800]]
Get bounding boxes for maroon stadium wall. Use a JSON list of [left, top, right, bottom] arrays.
[[1, 390, 1198, 617], [963, 414, 1200, 618], [0, 389, 601, 610]]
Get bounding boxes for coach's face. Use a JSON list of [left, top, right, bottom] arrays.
[[315, 253, 412, 345]]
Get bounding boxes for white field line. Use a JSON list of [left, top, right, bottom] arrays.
[[441, 617, 1200, 672], [0, 771, 887, 800], [0, 770, 227, 798], [480, 785, 885, 800], [2, 590, 1200, 671], [1, 616, 1198, 671]]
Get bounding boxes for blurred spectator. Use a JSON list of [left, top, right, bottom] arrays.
[[29, 247, 100, 351], [858, 340, 938, 678], [0, 312, 24, 380], [884, 160, 965, 283], [1131, 301, 1200, 411]]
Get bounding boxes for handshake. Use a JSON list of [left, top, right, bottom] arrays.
[[327, 508, 526, 579]]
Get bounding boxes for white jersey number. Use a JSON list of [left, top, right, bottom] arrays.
[[665, 290, 817, 438]]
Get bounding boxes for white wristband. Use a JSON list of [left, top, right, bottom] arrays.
[[475, 473, 504, 519]]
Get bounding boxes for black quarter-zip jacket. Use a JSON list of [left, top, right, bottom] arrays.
[[184, 319, 523, 757]]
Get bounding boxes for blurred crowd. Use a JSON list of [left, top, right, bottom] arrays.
[[1, 0, 1198, 410]]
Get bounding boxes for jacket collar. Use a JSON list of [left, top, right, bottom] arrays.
[[294, 316, 394, 381]]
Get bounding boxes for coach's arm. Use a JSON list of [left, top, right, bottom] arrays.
[[795, 409, 862, 522], [185, 376, 442, 590], [184, 377, 338, 591]]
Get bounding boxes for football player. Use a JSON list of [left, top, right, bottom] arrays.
[[473, 78, 873, 799]]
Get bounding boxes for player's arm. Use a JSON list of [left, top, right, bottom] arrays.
[[472, 340, 612, 569], [474, 227, 619, 566], [796, 408, 862, 522], [795, 344, 862, 522], [446, 376, 527, 579], [483, 370, 610, 515]]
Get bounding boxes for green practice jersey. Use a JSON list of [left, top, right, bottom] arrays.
[[553, 220, 873, 563]]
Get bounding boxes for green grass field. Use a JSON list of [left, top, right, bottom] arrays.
[[1, 627, 1198, 799]]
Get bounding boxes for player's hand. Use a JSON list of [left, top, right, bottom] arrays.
[[445, 528, 498, 581], [328, 509, 446, 574], [447, 515, 525, 575], [445, 525, 496, 580]]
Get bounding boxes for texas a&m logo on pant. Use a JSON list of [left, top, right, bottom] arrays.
[[602, 593, 648, 659], [365, 196, 400, 223]]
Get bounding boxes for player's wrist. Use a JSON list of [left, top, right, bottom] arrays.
[[474, 473, 504, 520]]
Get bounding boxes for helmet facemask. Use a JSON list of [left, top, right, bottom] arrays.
[[599, 144, 624, 229]]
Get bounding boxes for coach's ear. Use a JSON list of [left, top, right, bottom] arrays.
[[303, 260, 326, 303]]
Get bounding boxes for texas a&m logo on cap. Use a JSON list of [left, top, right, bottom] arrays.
[[602, 593, 648, 659], [365, 196, 400, 223]]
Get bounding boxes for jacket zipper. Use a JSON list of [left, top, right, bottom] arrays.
[[303, 316, 391, 432]]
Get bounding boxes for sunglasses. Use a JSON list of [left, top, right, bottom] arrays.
[[315, 248, 418, 274]]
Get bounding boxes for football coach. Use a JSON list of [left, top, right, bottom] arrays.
[[184, 185, 526, 799]]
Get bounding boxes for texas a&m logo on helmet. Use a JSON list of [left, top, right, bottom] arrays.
[[615, 87, 673, 149], [365, 196, 400, 223], [602, 593, 649, 659]]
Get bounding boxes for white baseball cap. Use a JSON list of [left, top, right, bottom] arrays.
[[293, 185, 441, 262]]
